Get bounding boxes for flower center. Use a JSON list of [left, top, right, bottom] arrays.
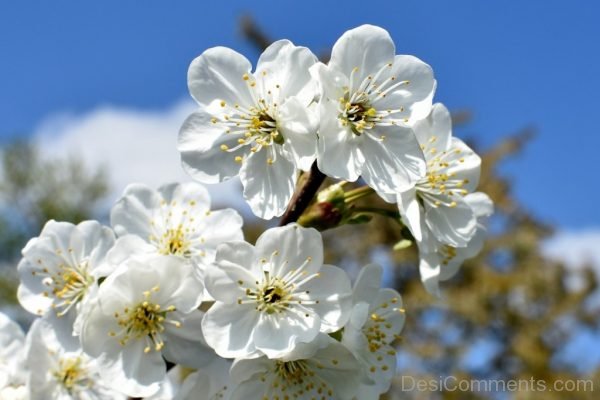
[[214, 72, 287, 165], [53, 356, 91, 394], [109, 286, 181, 353], [275, 360, 310, 385], [159, 227, 191, 257], [262, 285, 285, 304], [416, 137, 471, 209], [339, 95, 378, 136], [440, 245, 457, 265], [256, 278, 291, 314], [41, 261, 93, 316]]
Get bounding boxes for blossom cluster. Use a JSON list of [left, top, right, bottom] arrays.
[[1, 24, 493, 400]]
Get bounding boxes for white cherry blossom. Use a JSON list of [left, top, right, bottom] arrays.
[[419, 192, 494, 295], [80, 256, 214, 397], [109, 182, 243, 285], [394, 103, 481, 249], [0, 312, 27, 396], [173, 357, 232, 400], [312, 24, 435, 194], [17, 220, 115, 333], [24, 318, 126, 400], [229, 335, 361, 400], [202, 224, 352, 359], [342, 264, 405, 399], [178, 40, 319, 219]]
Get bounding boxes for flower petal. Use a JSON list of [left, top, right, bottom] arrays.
[[359, 126, 426, 193], [253, 311, 319, 358], [111, 183, 161, 238], [296, 264, 352, 333], [239, 148, 296, 219], [277, 96, 318, 171], [187, 46, 254, 108], [254, 224, 323, 277], [178, 110, 245, 183], [329, 25, 395, 82], [397, 187, 423, 242], [424, 198, 477, 247], [201, 302, 260, 359], [413, 103, 452, 151], [374, 55, 436, 123], [255, 39, 318, 105], [316, 99, 364, 181], [352, 264, 383, 306]]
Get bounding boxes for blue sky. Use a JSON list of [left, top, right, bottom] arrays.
[[1, 0, 598, 229]]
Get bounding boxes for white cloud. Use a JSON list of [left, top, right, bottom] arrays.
[[32, 100, 252, 216], [543, 229, 600, 292]]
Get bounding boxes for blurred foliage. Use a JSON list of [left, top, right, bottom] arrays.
[[0, 140, 109, 306], [240, 15, 600, 399]]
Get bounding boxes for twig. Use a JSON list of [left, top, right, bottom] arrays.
[[279, 162, 326, 226]]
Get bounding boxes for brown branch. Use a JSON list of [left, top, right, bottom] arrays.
[[240, 15, 272, 52], [279, 162, 326, 226]]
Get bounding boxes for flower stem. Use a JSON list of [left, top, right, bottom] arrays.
[[279, 162, 327, 226], [344, 185, 376, 203], [351, 206, 402, 223]]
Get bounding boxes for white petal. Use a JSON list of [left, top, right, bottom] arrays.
[[201, 302, 260, 359], [359, 126, 426, 193], [254, 224, 323, 277], [465, 192, 494, 218], [195, 208, 244, 261], [397, 188, 423, 242], [277, 96, 318, 171], [187, 46, 254, 108], [214, 240, 261, 276], [17, 259, 53, 316], [309, 61, 347, 99], [413, 102, 452, 151], [316, 99, 364, 181], [352, 264, 383, 306], [162, 311, 216, 369], [255, 39, 318, 104], [119, 340, 165, 397], [157, 181, 211, 211], [296, 264, 352, 332], [105, 235, 155, 268], [253, 311, 319, 358], [111, 183, 161, 238], [76, 220, 115, 272], [178, 110, 245, 183], [374, 55, 435, 123], [205, 258, 259, 303], [239, 148, 296, 219], [424, 198, 477, 247], [419, 253, 442, 297], [445, 137, 482, 192], [329, 25, 395, 81]]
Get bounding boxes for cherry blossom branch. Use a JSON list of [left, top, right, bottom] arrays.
[[279, 162, 326, 226]]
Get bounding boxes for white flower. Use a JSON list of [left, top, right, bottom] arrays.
[[342, 264, 405, 399], [419, 192, 494, 295], [17, 220, 115, 332], [178, 40, 319, 219], [109, 182, 243, 286], [394, 103, 482, 249], [173, 357, 232, 400], [0, 312, 27, 394], [229, 335, 361, 400], [311, 24, 435, 194], [80, 256, 214, 397], [24, 318, 126, 400], [202, 224, 352, 359]]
